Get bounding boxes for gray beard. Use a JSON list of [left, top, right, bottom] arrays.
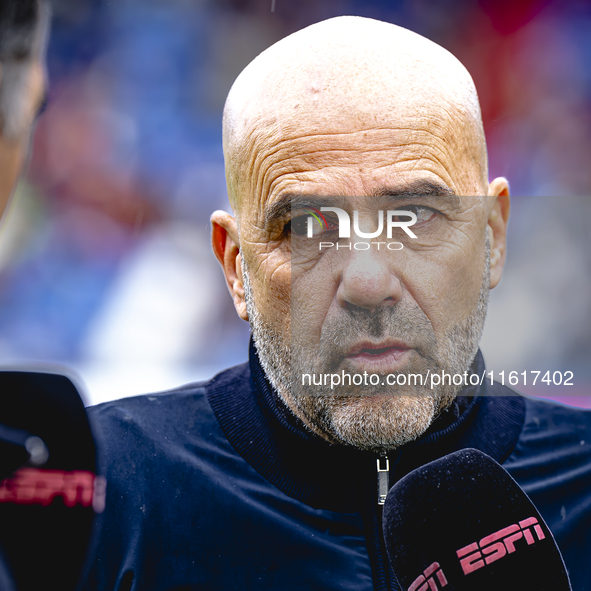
[[242, 241, 490, 453]]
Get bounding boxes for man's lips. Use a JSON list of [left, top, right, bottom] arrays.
[[344, 340, 413, 372], [346, 340, 411, 358]]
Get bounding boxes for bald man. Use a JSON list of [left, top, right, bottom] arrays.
[[83, 17, 591, 591]]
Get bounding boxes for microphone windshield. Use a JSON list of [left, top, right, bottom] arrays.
[[0, 371, 104, 591], [383, 448, 571, 591]]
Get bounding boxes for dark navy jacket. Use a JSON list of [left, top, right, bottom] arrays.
[[82, 343, 591, 590]]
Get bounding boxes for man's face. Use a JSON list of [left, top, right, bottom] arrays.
[[0, 56, 46, 217], [213, 21, 510, 452], [228, 115, 507, 452]]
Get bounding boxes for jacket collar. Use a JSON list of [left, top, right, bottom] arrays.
[[207, 338, 525, 512]]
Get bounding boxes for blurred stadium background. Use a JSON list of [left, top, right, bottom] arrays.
[[0, 0, 589, 406]]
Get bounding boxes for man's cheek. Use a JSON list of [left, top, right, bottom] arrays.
[[292, 288, 330, 347], [409, 249, 481, 328], [444, 255, 487, 320], [256, 259, 292, 319], [0, 141, 26, 215]]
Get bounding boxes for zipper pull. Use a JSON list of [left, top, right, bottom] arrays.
[[376, 455, 390, 506]]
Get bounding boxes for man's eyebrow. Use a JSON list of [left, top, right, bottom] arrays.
[[264, 180, 459, 227], [372, 180, 460, 207], [264, 194, 343, 227]]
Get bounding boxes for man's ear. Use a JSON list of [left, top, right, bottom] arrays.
[[487, 178, 510, 289], [211, 210, 248, 321]]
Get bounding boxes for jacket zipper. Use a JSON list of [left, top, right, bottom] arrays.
[[374, 453, 402, 591], [376, 454, 390, 505]]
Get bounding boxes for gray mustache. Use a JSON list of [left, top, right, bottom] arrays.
[[292, 301, 438, 370]]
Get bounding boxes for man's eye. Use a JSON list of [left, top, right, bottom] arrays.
[[392, 205, 437, 224], [287, 215, 309, 236], [286, 214, 339, 236]]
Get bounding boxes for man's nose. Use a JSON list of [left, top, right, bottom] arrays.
[[336, 250, 403, 312]]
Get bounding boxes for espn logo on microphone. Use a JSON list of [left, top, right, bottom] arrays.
[[408, 517, 547, 590], [457, 516, 546, 575], [408, 561, 448, 590], [0, 467, 106, 513]]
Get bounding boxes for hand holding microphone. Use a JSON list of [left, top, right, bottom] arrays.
[[383, 448, 571, 591]]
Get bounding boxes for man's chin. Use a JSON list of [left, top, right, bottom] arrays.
[[287, 389, 443, 453]]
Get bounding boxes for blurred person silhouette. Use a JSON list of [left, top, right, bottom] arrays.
[[0, 4, 104, 591], [0, 0, 48, 216]]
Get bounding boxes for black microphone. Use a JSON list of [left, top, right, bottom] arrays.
[[0, 370, 105, 591], [0, 421, 50, 482], [383, 448, 571, 591]]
